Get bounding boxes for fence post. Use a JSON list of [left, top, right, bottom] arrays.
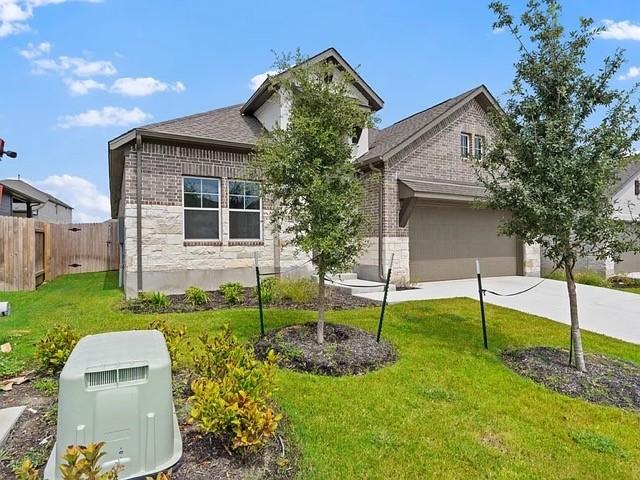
[[255, 253, 265, 337], [376, 253, 394, 343], [476, 260, 488, 350]]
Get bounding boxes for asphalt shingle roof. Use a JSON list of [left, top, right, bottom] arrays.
[[359, 86, 482, 163], [0, 179, 73, 209], [140, 104, 266, 145], [615, 158, 640, 193]]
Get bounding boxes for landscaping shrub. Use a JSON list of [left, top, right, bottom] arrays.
[[148, 319, 187, 369], [275, 278, 317, 304], [140, 291, 172, 308], [255, 277, 278, 304], [185, 286, 210, 306], [35, 324, 79, 374], [60, 442, 121, 479], [545, 269, 566, 281], [575, 271, 610, 288], [189, 327, 281, 450], [219, 282, 245, 304], [13, 459, 38, 480]]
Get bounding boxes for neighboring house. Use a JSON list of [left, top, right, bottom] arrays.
[[540, 160, 640, 276], [108, 47, 539, 298], [0, 178, 73, 223]]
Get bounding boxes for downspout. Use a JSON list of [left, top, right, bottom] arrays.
[[135, 132, 143, 293], [368, 159, 385, 281]]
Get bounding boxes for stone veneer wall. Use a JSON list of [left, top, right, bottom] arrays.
[[121, 141, 310, 297]]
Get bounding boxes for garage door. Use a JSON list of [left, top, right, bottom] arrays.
[[615, 251, 640, 274], [409, 204, 519, 282]]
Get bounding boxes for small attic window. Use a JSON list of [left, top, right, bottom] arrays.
[[351, 126, 363, 145], [324, 73, 334, 84], [460, 133, 470, 158]]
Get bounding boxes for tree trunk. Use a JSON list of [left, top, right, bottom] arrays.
[[317, 272, 325, 345], [564, 265, 586, 372]]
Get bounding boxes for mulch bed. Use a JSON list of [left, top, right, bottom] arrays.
[[0, 379, 56, 479], [255, 322, 397, 376], [502, 347, 640, 410], [121, 286, 379, 314], [0, 373, 296, 479]]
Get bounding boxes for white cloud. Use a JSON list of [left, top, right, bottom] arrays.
[[57, 106, 151, 128], [0, 0, 102, 39], [32, 174, 110, 223], [619, 66, 640, 81], [32, 55, 116, 76], [64, 77, 106, 95], [249, 70, 277, 91], [19, 41, 50, 59], [110, 77, 186, 97], [600, 19, 640, 41]]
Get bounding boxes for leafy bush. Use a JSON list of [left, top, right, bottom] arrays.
[[148, 319, 187, 369], [35, 324, 79, 374], [139, 291, 172, 308], [545, 269, 566, 281], [255, 277, 278, 304], [60, 442, 121, 479], [219, 282, 245, 304], [185, 286, 210, 306], [275, 278, 317, 304], [189, 327, 281, 450]]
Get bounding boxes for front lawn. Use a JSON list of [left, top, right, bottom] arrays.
[[1, 272, 639, 479]]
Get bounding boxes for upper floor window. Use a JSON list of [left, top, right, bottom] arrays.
[[460, 133, 470, 158], [229, 180, 261, 240], [351, 126, 363, 146], [183, 176, 220, 240], [474, 135, 484, 158]]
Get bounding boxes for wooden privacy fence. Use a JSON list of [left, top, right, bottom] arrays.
[[0, 217, 119, 291]]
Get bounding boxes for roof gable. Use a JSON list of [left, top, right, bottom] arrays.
[[359, 85, 499, 164], [241, 47, 384, 115]]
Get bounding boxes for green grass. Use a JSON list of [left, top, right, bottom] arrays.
[[1, 272, 639, 479]]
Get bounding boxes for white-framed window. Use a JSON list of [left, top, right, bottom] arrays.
[[229, 180, 262, 240], [183, 176, 220, 240], [474, 135, 484, 158], [460, 133, 470, 158]]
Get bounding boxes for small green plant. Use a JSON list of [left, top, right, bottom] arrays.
[[35, 324, 79, 374], [219, 282, 245, 304], [255, 277, 278, 304], [189, 327, 281, 450], [608, 275, 640, 289], [139, 291, 172, 308], [575, 271, 610, 288], [184, 286, 210, 306], [545, 270, 566, 281], [148, 319, 187, 369], [12, 458, 39, 480], [34, 377, 58, 396], [60, 442, 122, 479]]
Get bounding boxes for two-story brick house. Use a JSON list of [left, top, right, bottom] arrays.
[[108, 48, 540, 297]]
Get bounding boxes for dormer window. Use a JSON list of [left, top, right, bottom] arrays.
[[474, 135, 484, 158], [460, 133, 470, 158], [352, 126, 363, 145]]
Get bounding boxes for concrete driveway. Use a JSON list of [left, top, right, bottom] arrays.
[[355, 276, 640, 345]]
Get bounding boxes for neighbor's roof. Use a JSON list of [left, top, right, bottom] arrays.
[[0, 179, 73, 209], [359, 85, 499, 164], [614, 158, 640, 193]]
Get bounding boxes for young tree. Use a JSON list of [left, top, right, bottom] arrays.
[[253, 52, 374, 344], [481, 0, 640, 371]]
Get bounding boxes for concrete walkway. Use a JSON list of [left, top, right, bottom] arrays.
[[355, 276, 640, 345]]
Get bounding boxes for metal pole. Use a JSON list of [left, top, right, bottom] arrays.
[[476, 260, 488, 350], [255, 253, 265, 337], [377, 253, 394, 343]]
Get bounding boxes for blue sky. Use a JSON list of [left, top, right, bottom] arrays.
[[1, 0, 639, 221]]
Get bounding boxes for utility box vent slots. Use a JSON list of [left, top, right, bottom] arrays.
[[44, 330, 182, 480], [85, 365, 148, 389]]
